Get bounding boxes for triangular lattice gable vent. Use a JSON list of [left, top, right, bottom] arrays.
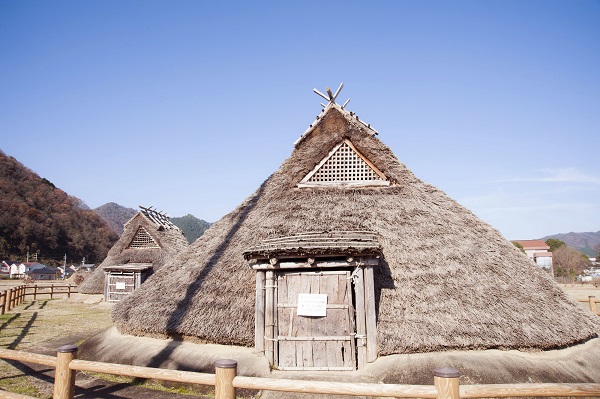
[[298, 139, 390, 188], [127, 226, 160, 249]]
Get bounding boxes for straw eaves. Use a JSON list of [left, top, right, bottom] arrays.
[[111, 103, 599, 354]]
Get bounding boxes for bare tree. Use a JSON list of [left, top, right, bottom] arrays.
[[553, 245, 590, 282]]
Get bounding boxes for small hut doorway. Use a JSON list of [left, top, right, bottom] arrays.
[[277, 270, 355, 370], [103, 264, 152, 303], [244, 231, 381, 371]]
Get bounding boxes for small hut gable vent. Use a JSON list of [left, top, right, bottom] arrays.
[[298, 139, 389, 188], [127, 227, 160, 249]]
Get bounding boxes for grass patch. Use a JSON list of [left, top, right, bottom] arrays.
[[0, 298, 256, 399], [83, 371, 216, 397], [0, 297, 112, 398]]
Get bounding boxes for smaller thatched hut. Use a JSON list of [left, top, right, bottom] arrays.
[[79, 206, 188, 295]]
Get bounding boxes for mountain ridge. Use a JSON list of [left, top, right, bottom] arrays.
[[541, 231, 600, 257]]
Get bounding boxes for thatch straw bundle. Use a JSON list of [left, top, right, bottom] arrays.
[[79, 210, 188, 294], [111, 104, 599, 354]]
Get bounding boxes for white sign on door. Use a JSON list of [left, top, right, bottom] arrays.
[[115, 282, 126, 290], [297, 293, 327, 317]]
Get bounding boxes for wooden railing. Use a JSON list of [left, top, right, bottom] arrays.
[[578, 296, 598, 315], [0, 284, 74, 315], [1, 346, 600, 399]]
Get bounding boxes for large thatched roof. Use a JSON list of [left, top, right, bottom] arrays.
[[79, 207, 188, 294], [111, 102, 599, 354]]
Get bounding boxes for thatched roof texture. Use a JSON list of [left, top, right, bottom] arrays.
[[112, 102, 599, 354], [78, 207, 188, 294]]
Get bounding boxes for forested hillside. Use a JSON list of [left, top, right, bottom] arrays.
[[170, 214, 212, 243], [0, 150, 118, 265], [93, 202, 137, 235], [93, 203, 211, 244]]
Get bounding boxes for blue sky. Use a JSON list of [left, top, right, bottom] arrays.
[[1, 1, 599, 240]]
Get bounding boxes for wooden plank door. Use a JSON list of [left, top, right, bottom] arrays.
[[106, 272, 135, 302], [276, 270, 356, 370]]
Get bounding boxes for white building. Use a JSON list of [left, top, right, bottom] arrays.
[[513, 240, 553, 271]]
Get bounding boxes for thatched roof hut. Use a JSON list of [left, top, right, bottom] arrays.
[[111, 93, 599, 368], [79, 206, 188, 294]]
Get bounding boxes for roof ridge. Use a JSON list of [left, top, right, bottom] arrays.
[[294, 88, 379, 147]]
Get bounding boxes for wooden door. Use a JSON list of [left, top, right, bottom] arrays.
[[106, 272, 135, 302], [276, 270, 356, 370]]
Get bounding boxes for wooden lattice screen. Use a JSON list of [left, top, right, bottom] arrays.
[[299, 139, 389, 187], [127, 227, 160, 249]]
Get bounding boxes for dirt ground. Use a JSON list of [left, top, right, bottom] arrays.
[[558, 283, 600, 299]]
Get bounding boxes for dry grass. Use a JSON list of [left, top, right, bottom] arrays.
[[0, 294, 112, 398], [0, 293, 252, 399]]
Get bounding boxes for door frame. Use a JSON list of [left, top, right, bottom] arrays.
[[253, 257, 378, 370]]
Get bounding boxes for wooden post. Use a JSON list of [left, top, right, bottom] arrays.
[[8, 288, 14, 310], [255, 271, 266, 355], [50, 285, 54, 299], [214, 359, 237, 399], [434, 367, 460, 399], [0, 291, 5, 315], [67, 284, 71, 298], [589, 296, 598, 315], [265, 271, 275, 365], [354, 267, 367, 368], [34, 285, 38, 301], [20, 285, 25, 304], [364, 265, 377, 362], [346, 271, 356, 368], [53, 345, 78, 399]]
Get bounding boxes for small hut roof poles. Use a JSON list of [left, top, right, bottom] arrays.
[[138, 205, 179, 230]]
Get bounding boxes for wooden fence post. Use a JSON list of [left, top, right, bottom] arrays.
[[434, 367, 460, 399], [0, 291, 5, 315], [50, 285, 54, 299], [34, 285, 38, 301], [215, 359, 237, 399], [8, 288, 14, 310], [53, 345, 78, 399], [67, 284, 71, 298], [589, 296, 597, 315]]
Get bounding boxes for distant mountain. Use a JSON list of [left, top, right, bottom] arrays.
[[541, 231, 600, 257], [0, 149, 118, 265], [171, 214, 212, 244], [93, 202, 137, 235]]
